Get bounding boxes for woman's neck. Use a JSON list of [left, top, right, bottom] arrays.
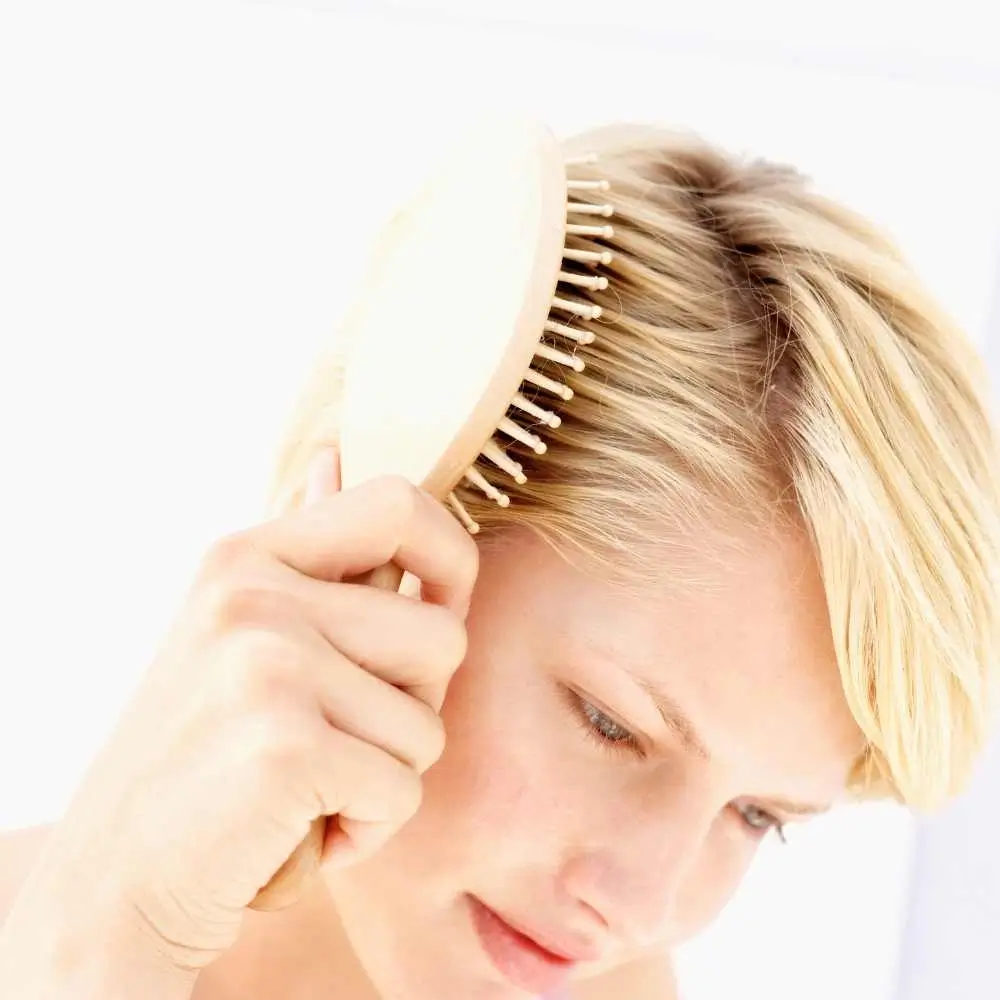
[[193, 883, 380, 1000]]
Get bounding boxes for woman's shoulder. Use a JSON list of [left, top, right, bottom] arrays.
[[0, 824, 54, 925]]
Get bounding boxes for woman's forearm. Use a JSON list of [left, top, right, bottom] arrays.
[[0, 872, 196, 1000]]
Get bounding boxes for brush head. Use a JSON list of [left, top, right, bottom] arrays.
[[338, 117, 569, 501], [250, 118, 613, 912]]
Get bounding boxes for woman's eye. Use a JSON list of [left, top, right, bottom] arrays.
[[736, 803, 787, 844], [582, 700, 634, 743], [568, 691, 789, 844], [568, 691, 643, 756]]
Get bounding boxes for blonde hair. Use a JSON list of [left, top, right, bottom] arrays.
[[268, 124, 1000, 812]]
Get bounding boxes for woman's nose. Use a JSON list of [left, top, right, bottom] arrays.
[[557, 781, 718, 947]]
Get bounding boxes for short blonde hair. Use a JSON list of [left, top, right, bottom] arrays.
[[269, 125, 1000, 812]]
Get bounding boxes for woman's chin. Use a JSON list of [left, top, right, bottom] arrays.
[[329, 887, 537, 1000]]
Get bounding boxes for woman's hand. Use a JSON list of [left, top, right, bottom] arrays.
[[0, 453, 478, 990]]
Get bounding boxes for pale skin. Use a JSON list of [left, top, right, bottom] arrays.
[[0, 446, 864, 999]]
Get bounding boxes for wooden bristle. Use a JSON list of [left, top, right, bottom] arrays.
[[447, 492, 479, 533]]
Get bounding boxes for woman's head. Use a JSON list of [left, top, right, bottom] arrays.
[[267, 124, 1000, 993]]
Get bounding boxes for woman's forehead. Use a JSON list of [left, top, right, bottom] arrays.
[[475, 523, 866, 795]]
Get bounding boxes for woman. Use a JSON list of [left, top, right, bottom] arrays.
[[1, 125, 998, 1000]]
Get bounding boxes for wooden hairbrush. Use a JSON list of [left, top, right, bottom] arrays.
[[251, 117, 614, 910]]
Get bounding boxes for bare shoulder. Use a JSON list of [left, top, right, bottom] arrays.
[[0, 824, 54, 925], [569, 951, 678, 1000]]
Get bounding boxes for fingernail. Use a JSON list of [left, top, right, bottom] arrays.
[[304, 449, 337, 505]]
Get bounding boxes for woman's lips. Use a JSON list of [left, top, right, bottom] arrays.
[[466, 895, 595, 995]]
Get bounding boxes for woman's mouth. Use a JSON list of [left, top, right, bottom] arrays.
[[466, 895, 594, 995]]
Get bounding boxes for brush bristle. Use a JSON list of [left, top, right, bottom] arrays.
[[448, 153, 614, 531]]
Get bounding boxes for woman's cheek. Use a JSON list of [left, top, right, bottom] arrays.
[[431, 713, 556, 831], [430, 674, 583, 838]]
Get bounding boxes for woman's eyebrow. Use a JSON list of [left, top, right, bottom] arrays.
[[583, 638, 832, 816], [577, 640, 836, 816], [629, 675, 833, 815], [628, 675, 712, 762], [756, 797, 832, 817], [573, 636, 713, 759]]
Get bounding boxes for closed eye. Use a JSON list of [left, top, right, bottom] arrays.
[[564, 688, 644, 757]]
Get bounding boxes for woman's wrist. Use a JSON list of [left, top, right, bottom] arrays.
[[0, 870, 197, 1000]]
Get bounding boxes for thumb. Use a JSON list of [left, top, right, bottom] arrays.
[[303, 447, 342, 506]]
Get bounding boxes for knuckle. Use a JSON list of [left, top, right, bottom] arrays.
[[244, 710, 310, 775], [200, 531, 256, 578], [371, 475, 421, 526], [202, 581, 291, 634], [219, 627, 305, 710]]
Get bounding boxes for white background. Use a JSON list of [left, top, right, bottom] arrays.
[[1, 3, 998, 999]]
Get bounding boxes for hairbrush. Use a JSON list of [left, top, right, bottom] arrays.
[[251, 116, 614, 909]]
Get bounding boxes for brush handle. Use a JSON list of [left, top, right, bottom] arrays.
[[248, 560, 406, 911]]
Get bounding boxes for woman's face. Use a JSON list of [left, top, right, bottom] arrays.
[[325, 518, 864, 999]]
